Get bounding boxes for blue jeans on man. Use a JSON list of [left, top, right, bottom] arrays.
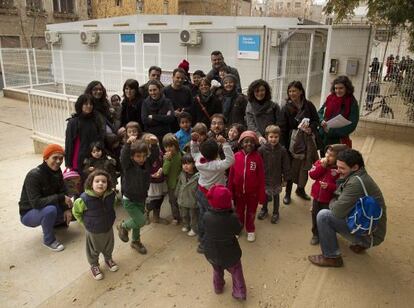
[[21, 205, 64, 245]]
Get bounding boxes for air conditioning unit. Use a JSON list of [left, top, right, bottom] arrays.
[[179, 29, 202, 46], [80, 31, 99, 46], [45, 31, 61, 44]]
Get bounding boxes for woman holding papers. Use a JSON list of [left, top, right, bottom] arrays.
[[280, 81, 319, 204], [318, 76, 359, 155]]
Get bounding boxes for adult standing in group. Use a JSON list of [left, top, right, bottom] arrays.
[[193, 78, 222, 127], [141, 80, 175, 144], [280, 81, 319, 204], [221, 74, 247, 127], [121, 79, 144, 130], [318, 75, 359, 156], [308, 149, 387, 267], [245, 79, 280, 145], [140, 66, 163, 99], [65, 94, 104, 177], [206, 50, 242, 93], [163, 68, 193, 132], [19, 144, 73, 252], [84, 81, 111, 130]]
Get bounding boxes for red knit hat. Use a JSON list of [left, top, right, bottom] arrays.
[[207, 184, 232, 210], [238, 130, 259, 145], [43, 144, 65, 160], [178, 59, 190, 73]]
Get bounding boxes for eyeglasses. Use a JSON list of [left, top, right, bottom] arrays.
[[211, 121, 224, 125]]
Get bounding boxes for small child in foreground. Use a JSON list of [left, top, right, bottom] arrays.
[[308, 144, 348, 245], [204, 184, 246, 301], [72, 170, 118, 280]]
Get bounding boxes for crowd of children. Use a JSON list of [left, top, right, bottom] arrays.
[[63, 63, 353, 301]]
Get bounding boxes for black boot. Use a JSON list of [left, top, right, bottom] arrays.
[[283, 181, 292, 205], [257, 204, 268, 220], [296, 187, 311, 200], [271, 194, 280, 224]]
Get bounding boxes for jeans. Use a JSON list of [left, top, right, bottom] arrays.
[[196, 188, 210, 247], [168, 188, 180, 221], [212, 260, 246, 299], [21, 205, 63, 245], [311, 200, 329, 237], [317, 209, 371, 258]]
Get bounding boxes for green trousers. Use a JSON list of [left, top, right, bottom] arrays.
[[122, 199, 146, 241]]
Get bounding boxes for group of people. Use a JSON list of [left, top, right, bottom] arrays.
[[18, 50, 387, 301]]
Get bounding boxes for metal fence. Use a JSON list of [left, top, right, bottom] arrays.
[[361, 31, 414, 125]]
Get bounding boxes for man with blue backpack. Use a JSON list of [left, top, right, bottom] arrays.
[[308, 149, 387, 267]]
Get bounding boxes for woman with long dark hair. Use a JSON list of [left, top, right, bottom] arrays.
[[318, 75, 359, 154], [220, 74, 247, 127], [279, 81, 319, 204], [121, 79, 144, 129]]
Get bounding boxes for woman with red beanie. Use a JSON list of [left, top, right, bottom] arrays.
[[19, 144, 73, 252], [204, 184, 246, 301], [228, 130, 266, 242]]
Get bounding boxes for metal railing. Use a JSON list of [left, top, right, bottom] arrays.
[[28, 89, 76, 145]]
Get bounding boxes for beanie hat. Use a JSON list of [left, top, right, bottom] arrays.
[[238, 130, 259, 145], [43, 144, 65, 160], [207, 184, 232, 211], [178, 59, 190, 73], [222, 73, 237, 83]]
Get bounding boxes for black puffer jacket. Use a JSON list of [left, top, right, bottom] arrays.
[[204, 209, 242, 268], [19, 162, 68, 216], [121, 96, 145, 129], [65, 112, 104, 172]]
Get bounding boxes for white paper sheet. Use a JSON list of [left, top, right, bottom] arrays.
[[326, 114, 352, 129]]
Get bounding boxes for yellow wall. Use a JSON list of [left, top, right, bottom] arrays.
[[91, 0, 139, 19]]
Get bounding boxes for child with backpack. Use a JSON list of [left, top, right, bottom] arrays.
[[175, 153, 199, 236], [257, 125, 291, 224], [190, 132, 235, 253], [72, 170, 118, 280], [228, 131, 266, 242], [162, 133, 182, 224], [308, 144, 348, 245], [204, 184, 246, 301]]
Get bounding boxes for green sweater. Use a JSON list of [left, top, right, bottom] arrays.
[[329, 168, 387, 246], [72, 189, 115, 225], [162, 151, 182, 190]]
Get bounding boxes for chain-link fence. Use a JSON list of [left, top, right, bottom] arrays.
[[361, 31, 414, 124]]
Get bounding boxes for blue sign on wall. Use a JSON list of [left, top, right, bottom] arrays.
[[121, 34, 136, 43], [238, 35, 260, 59]]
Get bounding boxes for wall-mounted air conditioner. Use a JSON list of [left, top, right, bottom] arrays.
[[80, 31, 99, 46], [179, 29, 202, 46], [45, 31, 62, 44]]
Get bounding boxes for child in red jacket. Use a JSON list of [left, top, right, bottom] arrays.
[[228, 131, 266, 242], [308, 144, 348, 245]]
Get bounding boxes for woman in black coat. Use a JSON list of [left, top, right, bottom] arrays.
[[279, 81, 319, 204], [120, 79, 145, 130], [65, 94, 104, 176], [221, 74, 247, 127], [193, 78, 222, 127], [141, 80, 175, 144]]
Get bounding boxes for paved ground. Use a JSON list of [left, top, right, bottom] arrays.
[[1, 96, 413, 307]]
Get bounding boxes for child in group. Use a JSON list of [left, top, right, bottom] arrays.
[[162, 133, 182, 224], [110, 94, 122, 131], [175, 153, 199, 236], [227, 123, 245, 153], [175, 112, 192, 151], [83, 141, 118, 185], [204, 184, 246, 301], [191, 131, 235, 253], [117, 134, 158, 254], [143, 133, 168, 224], [72, 170, 118, 280], [257, 125, 291, 224], [228, 131, 266, 242], [308, 144, 348, 245]]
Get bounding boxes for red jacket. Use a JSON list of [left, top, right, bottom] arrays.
[[228, 150, 266, 204], [309, 160, 339, 204]]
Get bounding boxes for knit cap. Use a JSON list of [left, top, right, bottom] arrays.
[[222, 73, 237, 83], [43, 144, 65, 160], [207, 184, 232, 211], [178, 59, 190, 73], [238, 130, 259, 145]]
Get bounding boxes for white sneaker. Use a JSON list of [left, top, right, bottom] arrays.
[[181, 226, 189, 232], [187, 229, 197, 237], [44, 240, 65, 252], [247, 232, 256, 242]]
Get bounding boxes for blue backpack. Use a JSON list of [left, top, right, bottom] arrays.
[[346, 176, 383, 237]]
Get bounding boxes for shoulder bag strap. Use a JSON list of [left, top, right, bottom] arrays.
[[355, 175, 368, 196], [196, 96, 211, 120]]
